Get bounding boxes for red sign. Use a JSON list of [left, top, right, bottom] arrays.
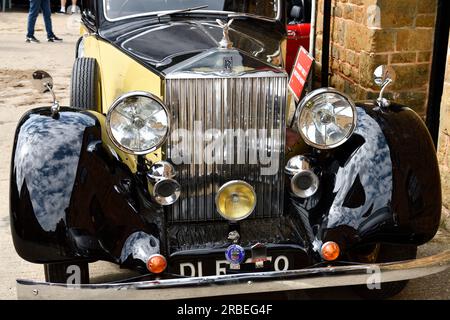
[[288, 46, 314, 102]]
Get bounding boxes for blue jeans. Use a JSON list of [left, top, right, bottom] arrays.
[[27, 0, 54, 38]]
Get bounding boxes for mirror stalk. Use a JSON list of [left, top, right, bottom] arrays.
[[32, 70, 60, 117], [45, 83, 60, 117], [373, 65, 396, 108], [377, 78, 393, 108]]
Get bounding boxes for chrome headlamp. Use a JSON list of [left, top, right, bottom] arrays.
[[106, 91, 170, 155], [296, 88, 357, 149]]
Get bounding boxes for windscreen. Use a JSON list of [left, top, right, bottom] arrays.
[[104, 0, 280, 20]]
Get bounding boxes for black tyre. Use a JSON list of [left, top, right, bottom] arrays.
[[70, 57, 100, 111], [351, 243, 417, 299], [44, 262, 90, 284]]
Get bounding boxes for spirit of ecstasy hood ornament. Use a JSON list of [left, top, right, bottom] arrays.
[[216, 19, 234, 49]]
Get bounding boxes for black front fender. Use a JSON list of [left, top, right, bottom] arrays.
[[289, 102, 441, 252], [360, 102, 442, 244], [10, 107, 164, 265], [10, 108, 97, 262]]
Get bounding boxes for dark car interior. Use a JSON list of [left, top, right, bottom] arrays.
[[287, 0, 311, 24]]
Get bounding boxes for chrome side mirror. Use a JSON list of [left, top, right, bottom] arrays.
[[32, 70, 53, 93], [373, 65, 396, 107], [32, 70, 59, 116]]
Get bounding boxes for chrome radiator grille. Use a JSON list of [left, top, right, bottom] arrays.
[[165, 75, 287, 222]]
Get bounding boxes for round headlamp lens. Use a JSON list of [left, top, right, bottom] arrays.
[[215, 181, 256, 221], [107, 92, 169, 154], [297, 89, 356, 149]]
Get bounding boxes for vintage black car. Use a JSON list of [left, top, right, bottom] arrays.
[[10, 0, 450, 299]]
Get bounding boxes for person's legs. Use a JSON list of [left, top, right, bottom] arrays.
[[40, 0, 54, 38], [26, 0, 41, 38], [41, 0, 63, 41], [70, 0, 77, 13], [60, 0, 66, 13]]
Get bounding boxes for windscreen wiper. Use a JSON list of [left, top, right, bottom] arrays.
[[157, 5, 209, 17]]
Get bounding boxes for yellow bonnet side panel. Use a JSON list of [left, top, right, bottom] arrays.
[[81, 36, 164, 170], [97, 40, 163, 112], [81, 36, 163, 111]]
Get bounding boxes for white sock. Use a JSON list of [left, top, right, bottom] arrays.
[[60, 7, 65, 12]]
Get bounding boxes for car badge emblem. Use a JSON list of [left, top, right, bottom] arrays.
[[223, 57, 233, 73], [225, 244, 245, 269], [216, 19, 234, 49]]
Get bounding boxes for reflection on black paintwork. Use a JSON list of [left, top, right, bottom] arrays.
[[14, 113, 95, 232], [120, 231, 160, 264], [121, 22, 266, 66], [122, 23, 218, 65], [114, 19, 283, 73], [328, 108, 393, 229]]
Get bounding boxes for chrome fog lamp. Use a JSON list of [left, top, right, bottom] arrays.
[[215, 181, 256, 221], [285, 155, 319, 198], [296, 88, 357, 149], [147, 161, 180, 206], [106, 91, 170, 155]]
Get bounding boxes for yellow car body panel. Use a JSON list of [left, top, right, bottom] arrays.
[[82, 36, 163, 112], [81, 35, 164, 169]]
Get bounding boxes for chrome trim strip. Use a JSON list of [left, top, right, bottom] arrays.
[[165, 70, 287, 80], [102, 0, 282, 23], [17, 250, 450, 300]]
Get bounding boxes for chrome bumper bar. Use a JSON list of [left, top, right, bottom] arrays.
[[17, 250, 450, 300]]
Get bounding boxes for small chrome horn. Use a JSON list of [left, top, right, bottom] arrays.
[[32, 70, 60, 117], [147, 161, 181, 206], [147, 161, 177, 180], [285, 155, 319, 198], [152, 179, 181, 206]]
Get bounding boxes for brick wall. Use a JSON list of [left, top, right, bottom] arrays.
[[314, 0, 437, 116], [438, 46, 450, 225]]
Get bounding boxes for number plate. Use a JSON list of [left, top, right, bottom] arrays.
[[169, 247, 307, 277]]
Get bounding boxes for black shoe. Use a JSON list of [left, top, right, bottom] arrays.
[[47, 35, 63, 42], [26, 36, 40, 43]]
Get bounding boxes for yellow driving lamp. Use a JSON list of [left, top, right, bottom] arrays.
[[215, 181, 257, 221]]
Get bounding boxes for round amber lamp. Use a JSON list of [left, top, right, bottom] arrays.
[[321, 241, 340, 261], [146, 254, 167, 274], [215, 181, 257, 221]]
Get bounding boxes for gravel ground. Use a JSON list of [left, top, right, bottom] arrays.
[[0, 11, 448, 300]]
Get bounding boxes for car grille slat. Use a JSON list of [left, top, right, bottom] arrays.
[[165, 75, 287, 222]]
